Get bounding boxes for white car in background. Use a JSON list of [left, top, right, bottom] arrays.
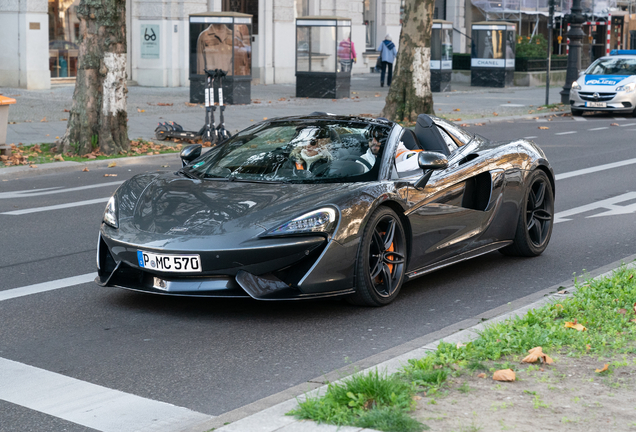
[[569, 51, 636, 116]]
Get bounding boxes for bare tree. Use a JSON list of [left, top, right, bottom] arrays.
[[381, 0, 435, 122], [57, 0, 129, 155]]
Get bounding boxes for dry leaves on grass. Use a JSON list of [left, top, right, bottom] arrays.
[[595, 364, 609, 373], [493, 369, 516, 382], [54, 154, 64, 162], [522, 347, 554, 364], [564, 320, 587, 331], [477, 373, 487, 379]]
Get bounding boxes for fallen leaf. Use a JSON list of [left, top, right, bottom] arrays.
[[278, 97, 286, 101], [456, 342, 466, 349], [137, 108, 145, 113], [156, 103, 173, 106], [40, 117, 47, 122], [633, 301, 636, 313], [29, 164, 37, 168], [46, 134, 49, 137], [107, 162, 117, 168], [630, 318, 636, 323], [55, 136, 60, 139], [460, 123, 469, 127], [538, 126, 550, 130], [86, 154, 96, 159], [263, 117, 268, 120], [185, 102, 198, 107], [104, 173, 118, 177], [564, 321, 587, 331], [493, 369, 515, 382], [54, 154, 64, 161], [161, 165, 169, 168], [477, 373, 486, 379], [619, 308, 628, 315], [522, 346, 554, 364], [493, 112, 499, 116], [82, 167, 89, 172], [453, 108, 460, 112], [610, 123, 619, 126], [60, 118, 67, 121], [595, 364, 609, 373], [63, 109, 70, 112], [412, 395, 422, 401], [586, 344, 592, 351]]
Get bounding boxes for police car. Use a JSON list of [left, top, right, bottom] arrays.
[[570, 50, 636, 116]]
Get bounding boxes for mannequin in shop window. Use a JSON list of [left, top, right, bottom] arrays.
[[196, 24, 234, 75]]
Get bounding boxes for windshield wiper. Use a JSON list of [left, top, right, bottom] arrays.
[[177, 168, 200, 179]]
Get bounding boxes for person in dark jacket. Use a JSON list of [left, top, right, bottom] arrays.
[[377, 34, 397, 87]]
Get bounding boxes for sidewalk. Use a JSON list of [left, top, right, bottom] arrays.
[[1, 74, 565, 146], [185, 254, 636, 432]]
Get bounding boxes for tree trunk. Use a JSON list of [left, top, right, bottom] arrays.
[[381, 0, 435, 122], [57, 0, 129, 156]]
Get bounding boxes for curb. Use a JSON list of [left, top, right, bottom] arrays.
[[186, 252, 636, 432], [1, 111, 567, 181], [0, 153, 181, 180]]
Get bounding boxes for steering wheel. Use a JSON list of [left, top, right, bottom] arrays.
[[341, 154, 373, 171]]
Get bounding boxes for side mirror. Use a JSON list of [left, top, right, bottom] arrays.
[[418, 151, 448, 170], [414, 151, 448, 189], [180, 144, 202, 167]]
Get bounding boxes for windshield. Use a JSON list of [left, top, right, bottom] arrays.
[[585, 57, 636, 75], [184, 120, 392, 183]]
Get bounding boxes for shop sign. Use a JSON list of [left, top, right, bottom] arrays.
[[141, 24, 160, 59]]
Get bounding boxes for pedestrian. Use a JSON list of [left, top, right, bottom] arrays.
[[338, 35, 357, 72], [377, 34, 397, 87]]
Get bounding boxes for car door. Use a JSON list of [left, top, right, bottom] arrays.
[[402, 127, 505, 272]]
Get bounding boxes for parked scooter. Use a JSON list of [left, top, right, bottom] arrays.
[[155, 68, 229, 144]]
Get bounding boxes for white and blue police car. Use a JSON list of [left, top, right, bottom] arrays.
[[570, 50, 636, 116]]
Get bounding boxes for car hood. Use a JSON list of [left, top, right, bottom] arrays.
[[581, 74, 634, 88], [116, 172, 365, 238]]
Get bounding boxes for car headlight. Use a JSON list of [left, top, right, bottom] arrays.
[[616, 82, 636, 93], [571, 81, 581, 90], [266, 207, 337, 236], [103, 196, 118, 228]]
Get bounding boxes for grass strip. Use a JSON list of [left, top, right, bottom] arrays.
[[288, 264, 636, 431]]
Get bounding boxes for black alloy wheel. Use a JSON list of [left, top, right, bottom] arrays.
[[500, 169, 554, 257], [349, 207, 407, 306]]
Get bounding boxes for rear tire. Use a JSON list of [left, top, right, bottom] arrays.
[[348, 207, 407, 307], [500, 170, 554, 257]]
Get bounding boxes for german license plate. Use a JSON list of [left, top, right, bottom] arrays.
[[586, 102, 606, 108], [137, 251, 202, 272]]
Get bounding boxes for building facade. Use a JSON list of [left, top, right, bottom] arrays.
[[1, 0, 472, 89]]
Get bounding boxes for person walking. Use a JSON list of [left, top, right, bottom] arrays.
[[377, 34, 397, 87]]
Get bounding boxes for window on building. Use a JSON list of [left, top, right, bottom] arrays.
[[295, 0, 310, 17], [223, 0, 259, 35], [48, 0, 80, 79], [364, 0, 377, 49]]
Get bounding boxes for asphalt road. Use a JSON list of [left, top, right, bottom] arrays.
[[1, 115, 636, 431]]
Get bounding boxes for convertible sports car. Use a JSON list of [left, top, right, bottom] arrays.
[[97, 113, 555, 306]]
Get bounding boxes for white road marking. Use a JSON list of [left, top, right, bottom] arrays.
[[500, 103, 525, 107], [556, 157, 636, 180], [524, 136, 538, 139], [0, 181, 123, 200], [536, 119, 548, 122], [555, 131, 577, 135], [554, 192, 636, 223], [0, 273, 97, 302], [0, 357, 213, 432], [620, 122, 636, 127], [0, 197, 109, 215], [572, 117, 587, 121], [613, 117, 627, 120], [588, 127, 608, 131]]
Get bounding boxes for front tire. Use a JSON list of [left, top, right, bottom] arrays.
[[500, 170, 554, 257], [571, 108, 583, 116], [348, 207, 407, 306]]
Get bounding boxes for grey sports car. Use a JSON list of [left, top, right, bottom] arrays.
[[97, 113, 555, 306]]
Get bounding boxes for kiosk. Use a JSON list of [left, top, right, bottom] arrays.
[[471, 22, 516, 87], [189, 12, 252, 104], [295, 17, 352, 99], [431, 20, 453, 92]]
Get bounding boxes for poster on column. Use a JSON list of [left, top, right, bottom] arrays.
[[141, 24, 160, 59]]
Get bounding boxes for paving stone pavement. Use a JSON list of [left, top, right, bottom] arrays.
[[1, 74, 565, 146]]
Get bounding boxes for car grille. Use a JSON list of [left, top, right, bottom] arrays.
[[579, 92, 616, 102]]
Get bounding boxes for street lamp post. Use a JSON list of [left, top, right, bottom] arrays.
[[560, 0, 586, 104]]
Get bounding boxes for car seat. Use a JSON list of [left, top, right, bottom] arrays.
[[413, 114, 450, 156]]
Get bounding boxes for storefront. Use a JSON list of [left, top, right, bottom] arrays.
[[48, 0, 80, 79]]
